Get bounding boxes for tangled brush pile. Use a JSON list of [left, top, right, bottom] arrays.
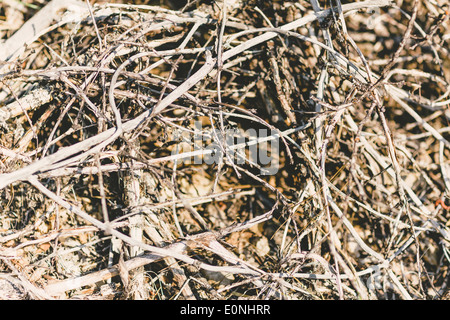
[[0, 0, 449, 300]]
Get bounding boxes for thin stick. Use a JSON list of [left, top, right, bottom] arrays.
[[85, 0, 103, 52]]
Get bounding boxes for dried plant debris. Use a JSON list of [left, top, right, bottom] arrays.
[[0, 0, 449, 300]]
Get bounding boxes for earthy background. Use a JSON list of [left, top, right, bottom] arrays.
[[0, 0, 449, 300]]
